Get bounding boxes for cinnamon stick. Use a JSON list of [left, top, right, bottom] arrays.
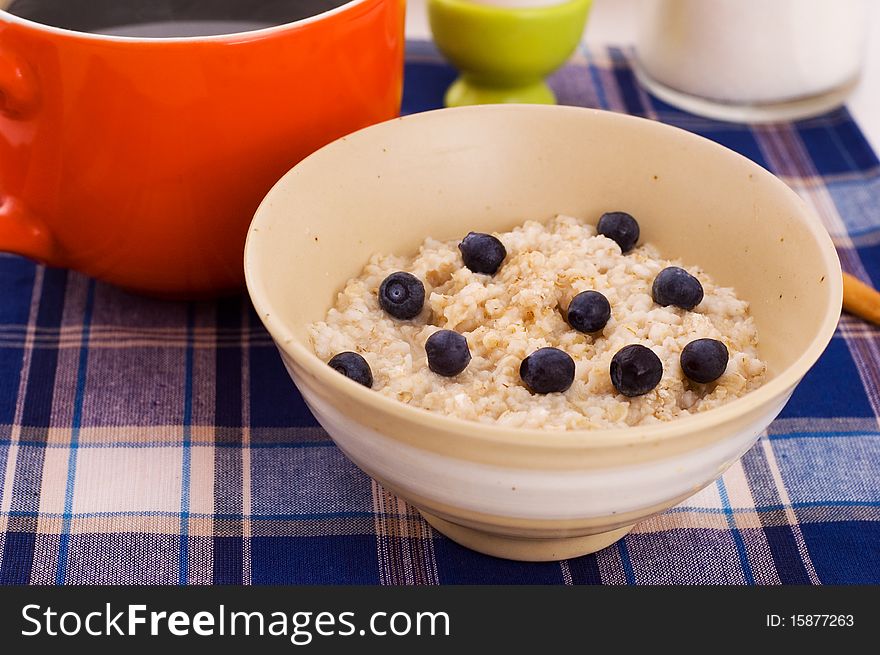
[[843, 272, 880, 326]]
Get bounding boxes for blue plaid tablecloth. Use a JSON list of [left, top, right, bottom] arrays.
[[1, 43, 878, 585]]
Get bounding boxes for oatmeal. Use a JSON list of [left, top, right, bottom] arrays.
[[310, 214, 766, 430]]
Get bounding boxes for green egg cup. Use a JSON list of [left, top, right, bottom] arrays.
[[428, 0, 592, 107]]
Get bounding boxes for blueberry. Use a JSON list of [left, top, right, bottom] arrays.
[[610, 344, 663, 397], [597, 212, 640, 253], [652, 266, 704, 310], [459, 232, 507, 275], [567, 290, 611, 333], [425, 330, 471, 377], [680, 338, 729, 384], [519, 347, 575, 394], [328, 352, 373, 388], [378, 271, 425, 320]]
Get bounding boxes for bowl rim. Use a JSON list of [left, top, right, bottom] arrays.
[[244, 104, 843, 451]]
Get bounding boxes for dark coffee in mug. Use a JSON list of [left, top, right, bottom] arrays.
[[2, 0, 351, 37]]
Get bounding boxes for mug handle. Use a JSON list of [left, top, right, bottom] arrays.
[[0, 45, 53, 262], [0, 44, 38, 118], [0, 196, 54, 263]]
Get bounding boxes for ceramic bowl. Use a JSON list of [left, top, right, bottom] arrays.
[[244, 104, 841, 561]]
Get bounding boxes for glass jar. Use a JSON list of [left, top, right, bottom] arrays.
[[634, 0, 870, 122]]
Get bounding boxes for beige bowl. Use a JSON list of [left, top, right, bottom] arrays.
[[244, 105, 841, 561]]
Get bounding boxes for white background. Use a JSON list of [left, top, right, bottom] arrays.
[[406, 0, 880, 150]]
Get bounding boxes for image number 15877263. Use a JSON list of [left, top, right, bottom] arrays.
[[766, 614, 855, 628]]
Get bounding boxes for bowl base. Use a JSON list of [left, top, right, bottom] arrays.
[[420, 511, 634, 561], [445, 76, 556, 107]]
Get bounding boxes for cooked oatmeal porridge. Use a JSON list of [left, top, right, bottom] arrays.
[[309, 214, 766, 430]]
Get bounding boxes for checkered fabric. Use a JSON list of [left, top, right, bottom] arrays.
[[1, 43, 878, 585]]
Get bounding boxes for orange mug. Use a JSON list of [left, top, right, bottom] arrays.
[[0, 0, 405, 297]]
